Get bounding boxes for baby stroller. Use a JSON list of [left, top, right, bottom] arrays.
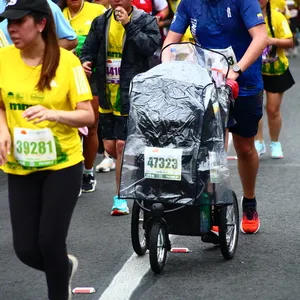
[[120, 43, 239, 274]]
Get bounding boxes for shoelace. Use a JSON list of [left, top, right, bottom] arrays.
[[243, 206, 257, 220], [83, 174, 94, 183]]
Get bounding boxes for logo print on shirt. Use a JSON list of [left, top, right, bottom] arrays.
[[227, 7, 231, 18], [6, 0, 17, 6], [191, 18, 197, 38], [257, 13, 264, 20]]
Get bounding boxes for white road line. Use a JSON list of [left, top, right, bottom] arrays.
[[98, 252, 150, 300], [99, 236, 175, 300], [99, 136, 234, 300]]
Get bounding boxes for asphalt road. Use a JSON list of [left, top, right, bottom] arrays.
[[1, 58, 300, 300]]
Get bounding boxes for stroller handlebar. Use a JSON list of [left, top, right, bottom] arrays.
[[225, 79, 239, 100]]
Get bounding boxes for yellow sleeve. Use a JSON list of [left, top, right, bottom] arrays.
[[275, 11, 293, 39], [68, 53, 92, 108]]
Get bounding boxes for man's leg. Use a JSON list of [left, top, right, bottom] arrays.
[[111, 115, 129, 216], [82, 96, 100, 193], [96, 112, 116, 173], [233, 135, 258, 199], [230, 91, 263, 234]]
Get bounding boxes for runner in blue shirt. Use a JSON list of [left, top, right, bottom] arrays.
[[163, 0, 268, 234], [0, 0, 77, 50]]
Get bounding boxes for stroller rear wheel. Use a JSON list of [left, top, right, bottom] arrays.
[[149, 219, 168, 274], [131, 200, 147, 256], [219, 191, 239, 260]]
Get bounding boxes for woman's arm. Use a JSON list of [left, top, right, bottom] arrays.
[[268, 37, 294, 49], [0, 100, 11, 165], [22, 100, 95, 128]]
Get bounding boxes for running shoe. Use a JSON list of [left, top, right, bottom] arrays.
[[96, 156, 116, 173], [211, 226, 219, 234], [82, 174, 97, 193], [254, 140, 266, 157], [78, 188, 82, 198], [111, 196, 129, 216], [240, 197, 260, 234], [270, 141, 283, 159], [68, 254, 78, 300]]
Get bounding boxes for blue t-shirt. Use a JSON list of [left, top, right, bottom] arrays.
[[170, 0, 265, 96], [0, 0, 76, 46]]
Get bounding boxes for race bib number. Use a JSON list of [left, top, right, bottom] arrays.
[[106, 59, 121, 84], [14, 128, 57, 167], [213, 46, 237, 66], [144, 147, 182, 181]]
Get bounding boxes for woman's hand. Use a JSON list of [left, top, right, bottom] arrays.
[[0, 129, 11, 166], [23, 105, 60, 124]]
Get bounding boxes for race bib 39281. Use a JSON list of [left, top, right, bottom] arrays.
[[14, 127, 57, 167]]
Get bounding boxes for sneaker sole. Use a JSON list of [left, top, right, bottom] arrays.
[[68, 254, 78, 300], [240, 196, 260, 234], [96, 168, 111, 173], [258, 149, 266, 156], [111, 209, 130, 216], [270, 155, 283, 159]]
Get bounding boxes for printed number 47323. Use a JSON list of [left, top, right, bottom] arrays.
[[147, 157, 178, 169]]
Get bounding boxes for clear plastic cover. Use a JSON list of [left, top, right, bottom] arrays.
[[120, 43, 234, 206]]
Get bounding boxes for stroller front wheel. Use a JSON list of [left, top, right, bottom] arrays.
[[149, 219, 168, 274], [131, 200, 147, 256], [219, 191, 239, 260]]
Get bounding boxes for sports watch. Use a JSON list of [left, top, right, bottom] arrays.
[[232, 64, 242, 75]]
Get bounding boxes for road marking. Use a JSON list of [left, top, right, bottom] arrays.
[[98, 252, 150, 300], [99, 235, 175, 300]]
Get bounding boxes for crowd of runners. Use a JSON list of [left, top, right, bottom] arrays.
[[0, 0, 298, 299]]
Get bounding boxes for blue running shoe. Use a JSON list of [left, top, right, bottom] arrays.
[[254, 140, 266, 157], [111, 196, 129, 216], [270, 141, 283, 159]]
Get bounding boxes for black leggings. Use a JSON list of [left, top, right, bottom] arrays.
[[8, 163, 82, 300]]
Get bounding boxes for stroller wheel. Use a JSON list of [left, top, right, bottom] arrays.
[[131, 200, 147, 256], [219, 191, 239, 260], [149, 219, 167, 274]]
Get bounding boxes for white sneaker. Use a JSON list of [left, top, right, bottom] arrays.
[[68, 254, 78, 300], [96, 156, 116, 173], [254, 140, 266, 156], [270, 141, 283, 159]]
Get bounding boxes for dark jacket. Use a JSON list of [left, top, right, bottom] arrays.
[[80, 7, 161, 115]]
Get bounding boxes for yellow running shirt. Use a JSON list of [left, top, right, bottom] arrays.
[[262, 9, 293, 75], [63, 2, 106, 36], [169, 0, 194, 43], [0, 46, 92, 175], [63, 2, 106, 56], [270, 0, 290, 18], [100, 14, 127, 116]]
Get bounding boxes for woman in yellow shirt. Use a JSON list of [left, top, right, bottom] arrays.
[[255, 0, 294, 158], [0, 0, 93, 299], [61, 0, 106, 194]]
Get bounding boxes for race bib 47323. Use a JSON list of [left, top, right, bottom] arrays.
[[144, 147, 182, 181]]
